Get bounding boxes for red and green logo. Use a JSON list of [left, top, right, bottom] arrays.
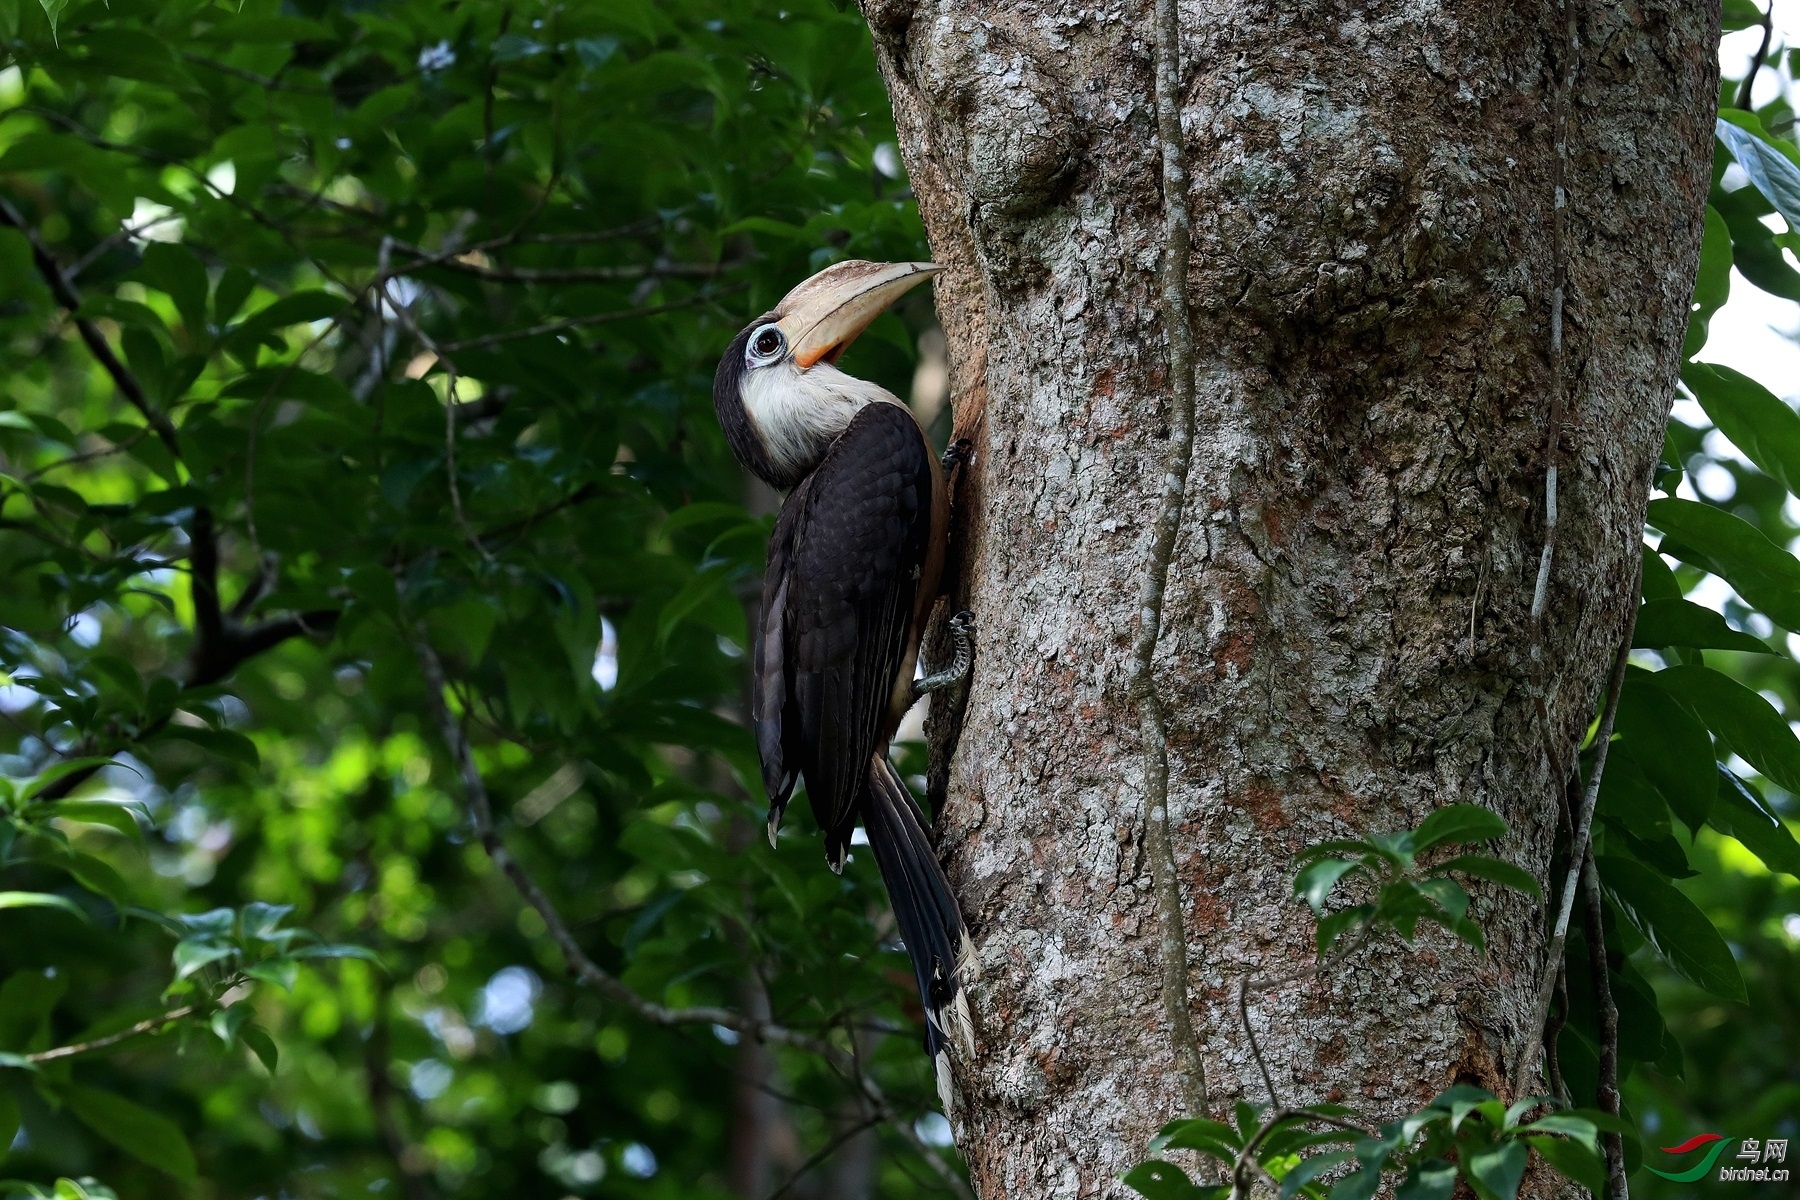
[[1648, 1133, 1736, 1182]]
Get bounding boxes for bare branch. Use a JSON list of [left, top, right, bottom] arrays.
[[22, 1006, 197, 1063], [1128, 0, 1207, 1116]]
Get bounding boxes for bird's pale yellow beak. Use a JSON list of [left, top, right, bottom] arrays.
[[775, 260, 942, 370]]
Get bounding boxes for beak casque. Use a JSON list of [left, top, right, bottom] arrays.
[[775, 260, 942, 369]]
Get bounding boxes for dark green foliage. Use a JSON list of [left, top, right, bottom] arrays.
[[0, 0, 955, 1196]]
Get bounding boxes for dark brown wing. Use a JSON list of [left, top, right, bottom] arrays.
[[759, 402, 933, 865], [753, 500, 802, 811]]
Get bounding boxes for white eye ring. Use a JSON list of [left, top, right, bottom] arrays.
[[746, 323, 786, 365]]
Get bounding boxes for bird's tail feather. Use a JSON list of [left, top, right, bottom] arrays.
[[861, 756, 977, 1114]]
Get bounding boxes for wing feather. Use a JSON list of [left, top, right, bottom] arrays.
[[777, 404, 933, 858]]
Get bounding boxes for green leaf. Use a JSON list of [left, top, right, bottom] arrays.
[[1683, 205, 1733, 357], [1315, 906, 1371, 956], [1464, 1141, 1527, 1200], [135, 243, 210, 337], [1526, 1135, 1605, 1194], [0, 892, 88, 920], [1326, 1163, 1383, 1200], [39, 800, 146, 840], [1393, 1161, 1457, 1200], [1640, 545, 1681, 602], [1597, 855, 1746, 1001], [1717, 112, 1800, 230], [240, 1023, 278, 1073], [1281, 1151, 1357, 1200], [1646, 497, 1800, 631], [1159, 1118, 1243, 1157], [1651, 664, 1800, 794], [159, 726, 260, 767], [1433, 855, 1542, 898], [1295, 859, 1359, 913], [240, 902, 294, 941], [37, 0, 67, 42], [243, 957, 299, 991], [290, 943, 384, 966], [1710, 768, 1800, 878], [62, 1086, 197, 1182], [1122, 1160, 1206, 1200], [1516, 1114, 1597, 1145], [1632, 598, 1772, 654], [21, 757, 120, 801], [173, 938, 234, 979], [1682, 363, 1800, 498], [0, 1090, 18, 1162], [1613, 675, 1716, 830], [1411, 805, 1506, 853]]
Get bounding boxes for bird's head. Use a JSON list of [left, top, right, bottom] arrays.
[[714, 259, 940, 489]]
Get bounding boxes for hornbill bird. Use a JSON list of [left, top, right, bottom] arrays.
[[712, 260, 977, 1107]]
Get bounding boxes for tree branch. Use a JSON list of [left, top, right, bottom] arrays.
[[1581, 843, 1629, 1200], [0, 194, 181, 458], [1128, 0, 1207, 1116], [21, 1006, 197, 1063], [1737, 5, 1774, 112]]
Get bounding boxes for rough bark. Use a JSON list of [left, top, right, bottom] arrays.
[[861, 1, 1717, 1195]]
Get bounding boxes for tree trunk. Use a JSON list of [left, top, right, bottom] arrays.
[[861, 1, 1717, 1194]]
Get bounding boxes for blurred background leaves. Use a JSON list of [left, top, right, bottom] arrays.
[[0, 0, 955, 1196]]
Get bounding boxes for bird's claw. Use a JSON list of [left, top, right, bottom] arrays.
[[913, 609, 976, 702], [941, 438, 974, 473]]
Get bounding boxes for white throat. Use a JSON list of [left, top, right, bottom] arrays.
[[741, 360, 901, 482]]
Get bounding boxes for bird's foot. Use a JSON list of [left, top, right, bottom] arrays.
[[940, 438, 973, 474], [912, 610, 975, 704]]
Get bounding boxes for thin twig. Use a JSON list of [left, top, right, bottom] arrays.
[[1737, 5, 1775, 112], [1581, 844, 1628, 1200], [388, 239, 743, 284], [1544, 961, 1570, 1104], [1236, 923, 1373, 1108], [375, 238, 491, 562], [1238, 977, 1283, 1108], [1129, 0, 1207, 1117], [0, 195, 181, 457], [767, 1114, 883, 1200], [1227, 1107, 1379, 1200], [435, 287, 745, 354], [22, 1006, 197, 1063], [1511, 610, 1636, 1097]]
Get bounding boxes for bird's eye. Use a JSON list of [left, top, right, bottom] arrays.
[[748, 324, 785, 363]]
